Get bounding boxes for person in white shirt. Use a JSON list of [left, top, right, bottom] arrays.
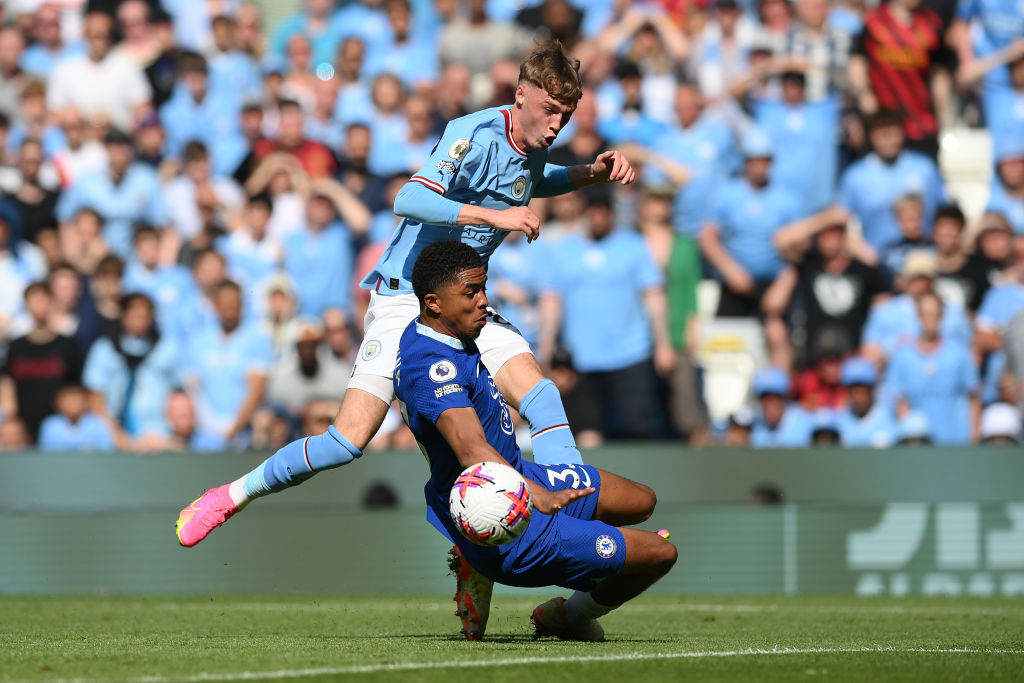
[[47, 12, 152, 132]]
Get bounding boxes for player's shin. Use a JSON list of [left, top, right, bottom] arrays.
[[229, 426, 363, 505], [518, 378, 583, 466]]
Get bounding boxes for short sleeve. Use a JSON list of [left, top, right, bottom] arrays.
[[396, 349, 474, 426], [407, 119, 484, 196]]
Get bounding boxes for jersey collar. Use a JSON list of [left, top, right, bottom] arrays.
[[415, 318, 465, 350], [501, 107, 528, 157]]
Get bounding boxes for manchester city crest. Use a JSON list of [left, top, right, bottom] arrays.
[[511, 175, 527, 200]]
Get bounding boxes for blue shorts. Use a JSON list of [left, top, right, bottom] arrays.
[[429, 462, 627, 592]]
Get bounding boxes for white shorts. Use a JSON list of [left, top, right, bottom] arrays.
[[348, 291, 533, 403]]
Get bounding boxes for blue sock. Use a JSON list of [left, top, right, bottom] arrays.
[[243, 426, 362, 499], [518, 379, 583, 465]]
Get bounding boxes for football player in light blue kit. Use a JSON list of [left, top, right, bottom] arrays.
[[176, 40, 637, 626], [395, 241, 676, 641]]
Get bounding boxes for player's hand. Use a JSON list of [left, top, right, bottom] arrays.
[[590, 150, 636, 186], [492, 206, 541, 242], [526, 480, 595, 515]]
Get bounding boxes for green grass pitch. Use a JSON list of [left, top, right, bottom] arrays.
[[2, 595, 1022, 682]]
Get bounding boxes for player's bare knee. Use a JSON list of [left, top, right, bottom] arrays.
[[638, 484, 657, 521]]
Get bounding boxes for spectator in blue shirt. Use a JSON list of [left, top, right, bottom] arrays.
[[986, 140, 1024, 234], [184, 280, 274, 449], [207, 16, 263, 103], [82, 293, 180, 441], [538, 196, 674, 446], [884, 291, 980, 445], [895, 410, 933, 446], [55, 128, 167, 258], [122, 226, 197, 341], [270, 0, 348, 69], [835, 356, 897, 448], [862, 249, 972, 363], [363, 0, 439, 90], [158, 52, 244, 177], [950, 0, 1024, 94], [749, 367, 813, 448], [368, 94, 440, 177], [646, 82, 735, 237], [974, 265, 1024, 405], [838, 109, 945, 250], [596, 60, 666, 146], [283, 177, 370, 317], [19, 6, 85, 80], [217, 195, 282, 291], [37, 383, 116, 451], [754, 70, 840, 215]]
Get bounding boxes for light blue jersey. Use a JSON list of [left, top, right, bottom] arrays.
[[986, 180, 1024, 234], [836, 405, 898, 448], [839, 151, 945, 250], [750, 406, 813, 448], [712, 178, 801, 282], [37, 413, 115, 452], [755, 96, 840, 214], [540, 230, 663, 373], [861, 293, 972, 357], [884, 339, 978, 445], [957, 0, 1024, 91], [361, 106, 571, 295]]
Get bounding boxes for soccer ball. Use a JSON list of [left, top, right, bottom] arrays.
[[449, 462, 533, 546]]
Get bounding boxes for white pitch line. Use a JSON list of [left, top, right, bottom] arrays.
[[46, 646, 1024, 683]]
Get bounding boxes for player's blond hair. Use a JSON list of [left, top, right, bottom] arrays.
[[518, 40, 582, 105]]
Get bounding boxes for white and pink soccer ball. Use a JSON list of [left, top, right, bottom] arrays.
[[449, 462, 533, 546]]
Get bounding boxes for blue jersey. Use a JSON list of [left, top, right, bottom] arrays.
[[836, 404, 898, 448], [394, 318, 521, 519], [839, 152, 945, 250], [712, 178, 801, 282], [362, 107, 572, 294], [986, 179, 1024, 234], [750, 406, 814, 448], [395, 317, 625, 590]]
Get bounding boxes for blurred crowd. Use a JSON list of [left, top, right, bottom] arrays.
[[0, 0, 1021, 453]]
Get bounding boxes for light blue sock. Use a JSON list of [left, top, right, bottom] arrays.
[[242, 426, 362, 499], [518, 379, 583, 465]]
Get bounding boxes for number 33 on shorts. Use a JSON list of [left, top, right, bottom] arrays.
[[544, 464, 592, 489]]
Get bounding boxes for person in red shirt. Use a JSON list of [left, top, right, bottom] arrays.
[[849, 0, 948, 159], [253, 99, 337, 178]]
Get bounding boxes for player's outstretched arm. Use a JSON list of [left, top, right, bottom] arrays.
[[393, 181, 541, 241], [436, 406, 593, 513]]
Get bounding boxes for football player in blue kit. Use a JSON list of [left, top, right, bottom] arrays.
[[395, 241, 676, 641], [176, 40, 637, 638]]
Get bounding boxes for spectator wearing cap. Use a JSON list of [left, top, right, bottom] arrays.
[[835, 356, 897, 448], [699, 127, 801, 368], [861, 249, 971, 362], [82, 292, 180, 441], [183, 280, 274, 449], [645, 82, 735, 238], [54, 128, 167, 259], [979, 402, 1022, 445], [265, 317, 352, 419], [596, 61, 666, 147], [883, 291, 979, 444], [769, 204, 890, 366], [752, 68, 840, 215], [538, 196, 674, 447], [810, 409, 841, 446], [895, 410, 932, 446], [933, 205, 996, 313], [158, 51, 245, 177], [838, 110, 946, 251], [283, 176, 369, 317], [986, 139, 1024, 234], [47, 12, 153, 132], [750, 366, 813, 448], [848, 0, 946, 159]]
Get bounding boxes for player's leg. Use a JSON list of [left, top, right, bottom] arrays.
[[592, 469, 657, 527], [175, 294, 409, 547], [532, 527, 676, 641], [478, 311, 582, 465]]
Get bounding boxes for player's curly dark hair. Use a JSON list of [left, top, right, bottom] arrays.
[[411, 240, 483, 305]]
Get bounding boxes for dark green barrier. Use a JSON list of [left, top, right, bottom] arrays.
[[1, 449, 1022, 596]]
